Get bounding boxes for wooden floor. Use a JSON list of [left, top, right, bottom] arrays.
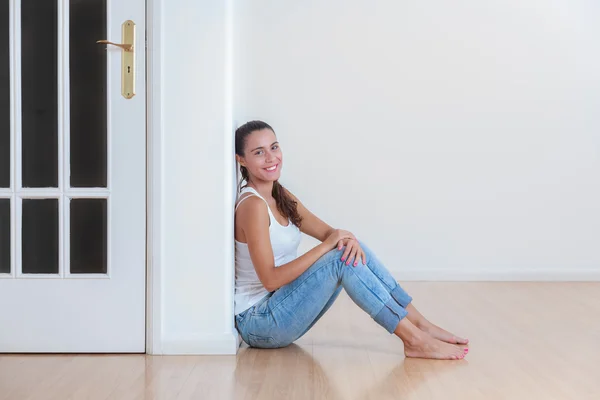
[[1, 282, 599, 400]]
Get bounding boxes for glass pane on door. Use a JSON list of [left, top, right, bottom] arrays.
[[70, 199, 107, 274], [0, 199, 9, 273], [22, 199, 59, 274], [70, 0, 107, 188], [0, 1, 9, 188], [21, 0, 59, 189]]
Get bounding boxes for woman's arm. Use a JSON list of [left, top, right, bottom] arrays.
[[286, 188, 367, 267], [237, 196, 353, 292], [284, 189, 335, 242]]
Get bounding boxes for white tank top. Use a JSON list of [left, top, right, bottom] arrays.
[[234, 186, 302, 315]]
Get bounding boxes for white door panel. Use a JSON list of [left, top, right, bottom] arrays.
[[0, 0, 146, 352]]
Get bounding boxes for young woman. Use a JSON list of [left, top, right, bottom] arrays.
[[234, 121, 469, 360]]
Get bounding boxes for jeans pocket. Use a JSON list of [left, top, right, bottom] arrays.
[[251, 294, 272, 315], [235, 309, 249, 330], [247, 333, 281, 349]]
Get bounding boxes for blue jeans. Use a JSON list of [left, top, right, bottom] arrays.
[[235, 242, 413, 348]]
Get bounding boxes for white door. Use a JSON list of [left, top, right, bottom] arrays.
[[0, 0, 146, 352]]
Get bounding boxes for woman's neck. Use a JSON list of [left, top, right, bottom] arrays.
[[247, 180, 274, 200]]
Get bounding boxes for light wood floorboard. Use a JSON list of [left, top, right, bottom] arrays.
[[1, 282, 598, 399]]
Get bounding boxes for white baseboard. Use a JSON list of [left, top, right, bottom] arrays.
[[391, 269, 600, 282], [158, 332, 240, 355]]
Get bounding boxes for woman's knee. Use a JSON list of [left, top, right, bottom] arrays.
[[305, 249, 346, 277], [317, 248, 345, 264], [358, 240, 376, 260]]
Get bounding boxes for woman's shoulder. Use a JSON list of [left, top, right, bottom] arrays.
[[236, 193, 264, 210], [236, 195, 271, 242], [235, 194, 270, 222]]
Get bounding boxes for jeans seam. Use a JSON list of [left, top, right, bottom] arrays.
[[375, 298, 405, 333], [366, 261, 396, 292], [270, 259, 338, 313], [251, 294, 272, 316], [346, 265, 392, 316], [247, 332, 281, 348]]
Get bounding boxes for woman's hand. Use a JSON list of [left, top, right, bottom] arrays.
[[337, 238, 367, 267], [323, 230, 367, 267], [323, 229, 355, 251]]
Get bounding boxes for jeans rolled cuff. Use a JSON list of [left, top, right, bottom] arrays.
[[373, 297, 408, 333], [391, 286, 413, 308]]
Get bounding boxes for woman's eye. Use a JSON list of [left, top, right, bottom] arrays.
[[254, 150, 263, 155], [272, 145, 279, 150]]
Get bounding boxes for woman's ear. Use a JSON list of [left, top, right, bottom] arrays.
[[235, 154, 245, 167]]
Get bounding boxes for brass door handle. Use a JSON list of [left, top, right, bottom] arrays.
[[96, 20, 136, 99], [96, 40, 133, 52]]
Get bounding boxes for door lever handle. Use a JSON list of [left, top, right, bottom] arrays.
[[96, 40, 133, 52], [95, 20, 136, 99]]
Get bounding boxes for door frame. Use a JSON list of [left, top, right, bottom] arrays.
[[145, 0, 163, 355], [144, 0, 238, 355]]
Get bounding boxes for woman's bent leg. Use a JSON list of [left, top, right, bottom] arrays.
[[295, 285, 343, 340], [357, 241, 413, 307], [237, 247, 408, 347], [238, 249, 411, 349], [358, 242, 468, 344], [236, 249, 467, 359], [235, 258, 344, 349]]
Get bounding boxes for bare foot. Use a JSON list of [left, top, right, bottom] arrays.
[[417, 321, 469, 345], [404, 304, 469, 345], [404, 333, 468, 360], [395, 318, 468, 360]]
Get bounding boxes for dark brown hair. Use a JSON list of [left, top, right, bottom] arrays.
[[235, 121, 302, 228]]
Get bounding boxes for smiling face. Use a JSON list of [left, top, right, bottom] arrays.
[[237, 128, 283, 184]]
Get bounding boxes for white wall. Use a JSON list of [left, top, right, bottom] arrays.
[[150, 0, 599, 355], [234, 0, 600, 280], [150, 0, 237, 354]]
